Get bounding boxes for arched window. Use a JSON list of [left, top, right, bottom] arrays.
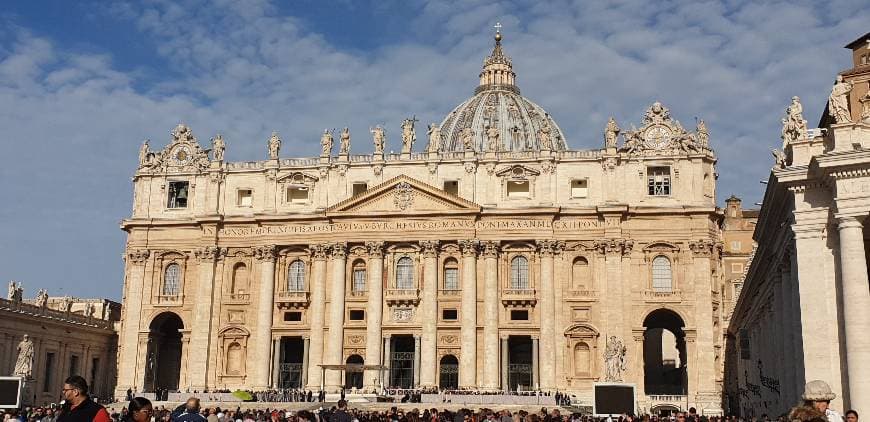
[[443, 258, 459, 290], [396, 257, 414, 289], [573, 342, 591, 376], [352, 260, 366, 293], [510, 256, 529, 289], [231, 263, 248, 294], [572, 257, 590, 290], [652, 256, 673, 292], [288, 260, 306, 291], [163, 263, 181, 296]]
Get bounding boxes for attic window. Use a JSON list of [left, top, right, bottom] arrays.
[[570, 179, 588, 198], [286, 186, 309, 203], [443, 180, 459, 196], [167, 181, 189, 209], [237, 189, 253, 207], [352, 182, 367, 196], [507, 180, 530, 199]]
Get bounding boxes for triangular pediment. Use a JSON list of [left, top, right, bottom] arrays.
[[326, 175, 481, 215]]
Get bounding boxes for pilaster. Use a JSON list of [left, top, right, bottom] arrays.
[[189, 246, 225, 389], [325, 242, 347, 391], [458, 239, 479, 388], [364, 241, 385, 389], [306, 244, 329, 390], [116, 249, 149, 398], [481, 240, 500, 389]]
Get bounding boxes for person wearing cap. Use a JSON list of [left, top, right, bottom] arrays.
[[790, 380, 843, 422]]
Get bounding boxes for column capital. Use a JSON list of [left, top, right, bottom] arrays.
[[536, 239, 565, 257], [126, 249, 150, 264], [836, 213, 867, 229], [330, 242, 348, 259], [459, 239, 480, 257], [365, 241, 385, 258], [480, 240, 500, 258], [253, 245, 277, 262], [194, 246, 226, 262], [419, 240, 440, 258], [310, 243, 330, 260], [593, 238, 630, 256], [688, 239, 721, 257]]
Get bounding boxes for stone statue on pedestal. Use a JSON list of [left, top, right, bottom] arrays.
[[7, 281, 22, 302], [460, 127, 475, 151], [781, 96, 808, 146], [696, 120, 709, 148], [604, 117, 620, 148], [211, 135, 225, 161], [35, 289, 48, 308], [828, 75, 853, 123], [427, 123, 441, 153], [13, 334, 34, 378], [401, 117, 417, 153], [138, 140, 151, 167], [320, 129, 334, 157], [339, 128, 350, 155], [370, 126, 385, 155], [604, 335, 626, 382], [267, 132, 281, 159]]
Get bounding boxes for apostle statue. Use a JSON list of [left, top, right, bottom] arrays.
[[138, 140, 151, 167], [401, 117, 417, 153], [828, 75, 853, 123], [538, 119, 553, 150], [339, 127, 350, 155], [267, 132, 281, 159], [320, 129, 334, 157], [604, 335, 627, 382], [370, 125, 385, 155], [85, 302, 95, 317], [426, 123, 441, 153], [485, 124, 500, 152], [772, 149, 787, 169], [36, 289, 48, 308], [604, 117, 620, 148], [787, 96, 807, 134], [211, 135, 225, 161], [61, 296, 73, 312], [696, 119, 709, 148], [7, 281, 16, 301], [13, 334, 34, 378], [460, 127, 475, 151]]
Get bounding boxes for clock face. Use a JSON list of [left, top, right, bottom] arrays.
[[644, 125, 672, 149], [172, 146, 192, 164]]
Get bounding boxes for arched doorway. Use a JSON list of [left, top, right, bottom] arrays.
[[643, 309, 687, 395], [145, 312, 184, 392], [439, 355, 459, 389], [345, 355, 364, 390]]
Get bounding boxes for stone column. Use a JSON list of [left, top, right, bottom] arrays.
[[688, 240, 719, 404], [413, 334, 422, 387], [420, 240, 440, 387], [837, 215, 870, 412], [116, 249, 149, 398], [189, 246, 223, 390], [301, 337, 310, 388], [771, 271, 790, 404], [532, 337, 539, 390], [179, 329, 192, 389], [271, 338, 280, 388], [364, 242, 385, 389], [458, 240, 479, 388], [481, 241, 500, 389], [778, 259, 797, 404], [500, 337, 509, 391], [383, 336, 391, 388], [537, 240, 560, 390], [306, 244, 330, 390], [325, 242, 348, 391], [252, 245, 277, 389]]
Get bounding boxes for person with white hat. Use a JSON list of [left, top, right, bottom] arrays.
[[799, 380, 843, 422]]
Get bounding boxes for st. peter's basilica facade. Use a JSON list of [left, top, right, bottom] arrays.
[[116, 32, 725, 413]]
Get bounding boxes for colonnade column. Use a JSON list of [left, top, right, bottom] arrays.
[[688, 240, 718, 402], [301, 337, 310, 388], [531, 337, 539, 390], [190, 246, 223, 390], [271, 338, 280, 388], [837, 215, 870, 413], [364, 242, 385, 390], [771, 271, 790, 404], [306, 244, 330, 390], [420, 240, 440, 387], [537, 240, 559, 390], [252, 245, 277, 389], [382, 336, 391, 389], [325, 242, 348, 391], [481, 241, 500, 389], [116, 249, 149, 397], [413, 335, 422, 387], [458, 240, 479, 388], [777, 260, 796, 403], [500, 337, 509, 391]]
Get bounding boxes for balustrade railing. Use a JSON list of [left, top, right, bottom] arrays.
[[642, 290, 683, 302], [385, 288, 420, 305], [0, 298, 114, 329], [439, 289, 461, 297]]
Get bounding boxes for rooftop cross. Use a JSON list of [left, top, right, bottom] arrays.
[[494, 22, 502, 32]]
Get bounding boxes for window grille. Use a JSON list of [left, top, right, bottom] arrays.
[[647, 167, 671, 196], [396, 257, 414, 289], [651, 256, 673, 292], [443, 259, 459, 290], [287, 260, 306, 291], [163, 263, 181, 296], [510, 256, 529, 289]]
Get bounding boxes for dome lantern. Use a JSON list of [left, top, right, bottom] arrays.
[[477, 24, 518, 94]]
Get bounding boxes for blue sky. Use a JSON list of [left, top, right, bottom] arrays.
[[0, 0, 867, 300]]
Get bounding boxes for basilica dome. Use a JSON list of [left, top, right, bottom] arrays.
[[438, 31, 568, 152]]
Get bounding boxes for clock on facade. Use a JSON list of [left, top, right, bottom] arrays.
[[643, 125, 672, 150], [172, 145, 192, 165]]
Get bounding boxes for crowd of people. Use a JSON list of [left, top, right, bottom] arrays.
[[0, 377, 862, 422]]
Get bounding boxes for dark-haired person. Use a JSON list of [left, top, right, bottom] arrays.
[[846, 410, 859, 422], [170, 398, 205, 422], [126, 398, 153, 422], [56, 376, 111, 422]]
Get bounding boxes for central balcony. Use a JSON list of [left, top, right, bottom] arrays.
[[385, 288, 420, 306], [501, 288, 537, 307], [276, 290, 309, 309]]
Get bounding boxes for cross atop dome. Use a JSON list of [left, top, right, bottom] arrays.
[[478, 23, 517, 94]]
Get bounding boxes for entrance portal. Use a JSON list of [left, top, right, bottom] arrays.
[[278, 337, 305, 388], [439, 355, 459, 389], [507, 336, 533, 391], [345, 355, 364, 390], [643, 309, 687, 395], [390, 335, 415, 388], [145, 312, 183, 392]]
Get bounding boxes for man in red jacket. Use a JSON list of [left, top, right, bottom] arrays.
[[56, 376, 110, 422]]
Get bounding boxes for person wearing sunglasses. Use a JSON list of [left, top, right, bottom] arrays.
[[56, 376, 111, 422]]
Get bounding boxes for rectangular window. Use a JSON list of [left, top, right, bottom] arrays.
[[507, 180, 530, 198], [69, 355, 79, 377], [283, 311, 302, 322], [442, 309, 458, 320], [237, 189, 253, 207], [444, 268, 459, 290], [352, 183, 367, 196], [647, 167, 671, 196], [510, 310, 529, 320], [167, 181, 189, 208], [352, 269, 366, 292], [731, 263, 744, 273], [349, 310, 365, 321], [286, 186, 309, 203], [443, 180, 459, 196], [43, 353, 55, 392], [570, 179, 588, 198], [730, 240, 742, 251]]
